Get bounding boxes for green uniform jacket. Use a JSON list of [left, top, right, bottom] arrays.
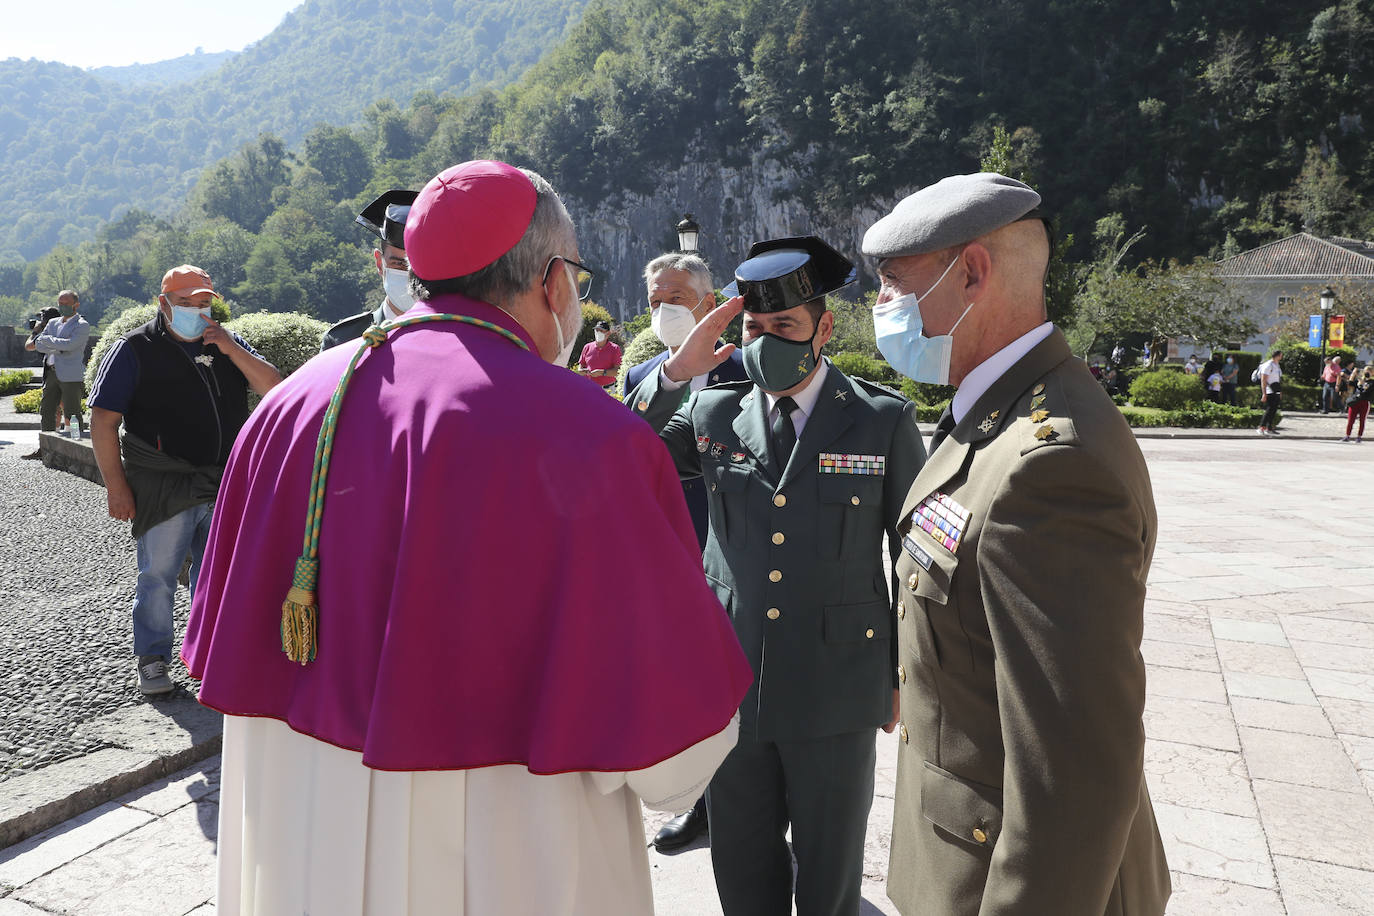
[[887, 329, 1170, 915], [629, 360, 926, 740], [321, 303, 386, 352]]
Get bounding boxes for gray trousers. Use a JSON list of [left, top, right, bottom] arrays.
[[40, 373, 84, 432], [707, 728, 876, 916]]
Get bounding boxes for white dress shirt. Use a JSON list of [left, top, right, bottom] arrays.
[[950, 322, 1054, 423]]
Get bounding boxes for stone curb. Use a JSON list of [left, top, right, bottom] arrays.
[[0, 696, 222, 851]]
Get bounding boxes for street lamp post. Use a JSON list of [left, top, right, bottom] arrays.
[[1320, 285, 1336, 364], [676, 213, 700, 253]]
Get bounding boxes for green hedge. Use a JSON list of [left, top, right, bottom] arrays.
[[829, 352, 897, 385], [1129, 370, 1205, 409], [899, 377, 956, 406], [1236, 382, 1320, 410], [224, 311, 330, 379], [0, 368, 32, 395], [1119, 403, 1268, 428], [1275, 343, 1358, 385], [84, 304, 161, 392]]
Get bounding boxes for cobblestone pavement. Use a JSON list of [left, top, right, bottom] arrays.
[[0, 431, 197, 784], [2, 434, 1372, 914]]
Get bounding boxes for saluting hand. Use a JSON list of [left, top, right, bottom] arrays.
[[663, 297, 742, 383]]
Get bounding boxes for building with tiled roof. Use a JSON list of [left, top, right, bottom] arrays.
[[1214, 233, 1374, 358]]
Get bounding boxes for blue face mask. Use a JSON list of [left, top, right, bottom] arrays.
[[168, 303, 211, 339], [872, 256, 974, 386]]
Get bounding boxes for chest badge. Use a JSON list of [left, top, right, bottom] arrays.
[[819, 452, 886, 476], [911, 491, 971, 554], [710, 442, 725, 458], [697, 435, 711, 453], [731, 451, 747, 462], [194, 354, 214, 367], [834, 389, 847, 402], [977, 410, 1000, 433], [1035, 424, 1058, 441]]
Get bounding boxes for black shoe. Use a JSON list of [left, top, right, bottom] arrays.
[[652, 798, 709, 850], [20, 449, 41, 460]]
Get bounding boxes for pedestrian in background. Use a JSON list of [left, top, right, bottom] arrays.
[[1343, 367, 1371, 443], [578, 318, 622, 388], [88, 265, 281, 695], [21, 290, 89, 457], [1257, 350, 1283, 436], [1321, 356, 1343, 414], [1220, 355, 1240, 405]]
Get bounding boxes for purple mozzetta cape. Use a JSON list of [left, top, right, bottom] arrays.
[[182, 297, 753, 774]]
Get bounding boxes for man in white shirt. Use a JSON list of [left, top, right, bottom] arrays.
[[1257, 349, 1284, 435]]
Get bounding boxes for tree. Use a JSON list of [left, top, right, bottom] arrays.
[[1283, 145, 1360, 236], [1068, 215, 1255, 360], [1270, 278, 1374, 352], [301, 125, 373, 198]]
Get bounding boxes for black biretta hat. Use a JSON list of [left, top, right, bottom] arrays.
[[356, 189, 420, 249], [721, 236, 857, 313]]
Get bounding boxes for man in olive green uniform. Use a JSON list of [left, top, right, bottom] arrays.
[[627, 236, 926, 916], [321, 189, 418, 350], [863, 174, 1170, 915]]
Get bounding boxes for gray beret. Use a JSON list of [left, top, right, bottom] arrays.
[[861, 173, 1041, 259]]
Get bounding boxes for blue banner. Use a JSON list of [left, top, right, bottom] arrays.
[[1309, 315, 1323, 348]]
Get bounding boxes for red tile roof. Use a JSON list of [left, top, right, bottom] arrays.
[[1217, 233, 1374, 278]]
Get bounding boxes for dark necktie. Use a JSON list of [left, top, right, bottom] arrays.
[[772, 396, 798, 475], [931, 409, 957, 451]]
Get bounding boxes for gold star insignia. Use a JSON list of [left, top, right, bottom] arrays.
[[1034, 424, 1057, 441], [1031, 409, 1050, 423], [1031, 395, 1046, 409], [1033, 383, 1045, 395]]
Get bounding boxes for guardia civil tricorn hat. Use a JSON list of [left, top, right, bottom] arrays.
[[722, 236, 857, 313], [356, 189, 419, 249]]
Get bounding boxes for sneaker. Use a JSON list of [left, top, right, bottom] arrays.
[[1343, 436, 1351, 442], [20, 449, 42, 459], [1257, 428, 1268, 436], [137, 655, 174, 696], [1269, 427, 1281, 435]]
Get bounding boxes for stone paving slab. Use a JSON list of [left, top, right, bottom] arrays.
[[2, 434, 1374, 914]]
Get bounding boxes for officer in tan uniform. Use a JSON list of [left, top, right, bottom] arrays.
[[862, 174, 1171, 915]]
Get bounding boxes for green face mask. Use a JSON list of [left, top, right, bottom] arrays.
[[742, 328, 819, 392], [58, 304, 76, 318]]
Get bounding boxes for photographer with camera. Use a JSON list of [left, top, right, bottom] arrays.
[[21, 290, 89, 458]]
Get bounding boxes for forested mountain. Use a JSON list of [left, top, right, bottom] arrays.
[[90, 50, 239, 86], [4, 0, 1371, 336], [0, 0, 589, 261]]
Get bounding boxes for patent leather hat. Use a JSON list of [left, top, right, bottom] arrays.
[[356, 189, 420, 249], [722, 236, 857, 313]]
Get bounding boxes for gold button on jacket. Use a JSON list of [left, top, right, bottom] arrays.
[[768, 569, 782, 582], [767, 607, 781, 620], [771, 532, 785, 545]]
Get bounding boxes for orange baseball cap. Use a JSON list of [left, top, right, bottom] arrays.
[[160, 265, 216, 297]]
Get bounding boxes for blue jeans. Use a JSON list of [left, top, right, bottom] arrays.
[[132, 502, 213, 659], [1323, 382, 1340, 412]]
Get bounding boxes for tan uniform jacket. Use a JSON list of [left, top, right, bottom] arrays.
[[888, 329, 1171, 916]]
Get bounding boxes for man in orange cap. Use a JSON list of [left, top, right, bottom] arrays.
[[88, 265, 280, 696]]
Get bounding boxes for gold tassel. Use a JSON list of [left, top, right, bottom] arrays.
[[280, 588, 318, 664], [280, 558, 320, 664]]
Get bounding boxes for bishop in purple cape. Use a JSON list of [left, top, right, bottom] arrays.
[[183, 161, 752, 915]]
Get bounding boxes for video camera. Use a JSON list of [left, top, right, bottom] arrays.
[[26, 306, 60, 332]]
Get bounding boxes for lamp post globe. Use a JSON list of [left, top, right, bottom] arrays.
[[676, 213, 700, 253]]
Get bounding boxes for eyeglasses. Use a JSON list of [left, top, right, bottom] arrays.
[[544, 256, 595, 301]]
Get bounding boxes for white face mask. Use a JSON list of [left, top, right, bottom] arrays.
[[594, 330, 608, 343], [553, 261, 583, 365], [651, 301, 699, 348], [383, 267, 415, 314], [872, 256, 974, 386]]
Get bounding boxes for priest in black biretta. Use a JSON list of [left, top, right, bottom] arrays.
[[624, 232, 926, 916]]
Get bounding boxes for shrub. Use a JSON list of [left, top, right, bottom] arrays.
[[1274, 342, 1357, 385], [1119, 403, 1267, 428], [829, 352, 896, 385], [1129, 370, 1205, 409], [12, 389, 40, 413], [915, 401, 949, 423], [1218, 351, 1262, 386], [899, 377, 956, 406], [617, 327, 668, 397], [0, 368, 32, 395], [225, 311, 331, 379], [84, 303, 161, 392]]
